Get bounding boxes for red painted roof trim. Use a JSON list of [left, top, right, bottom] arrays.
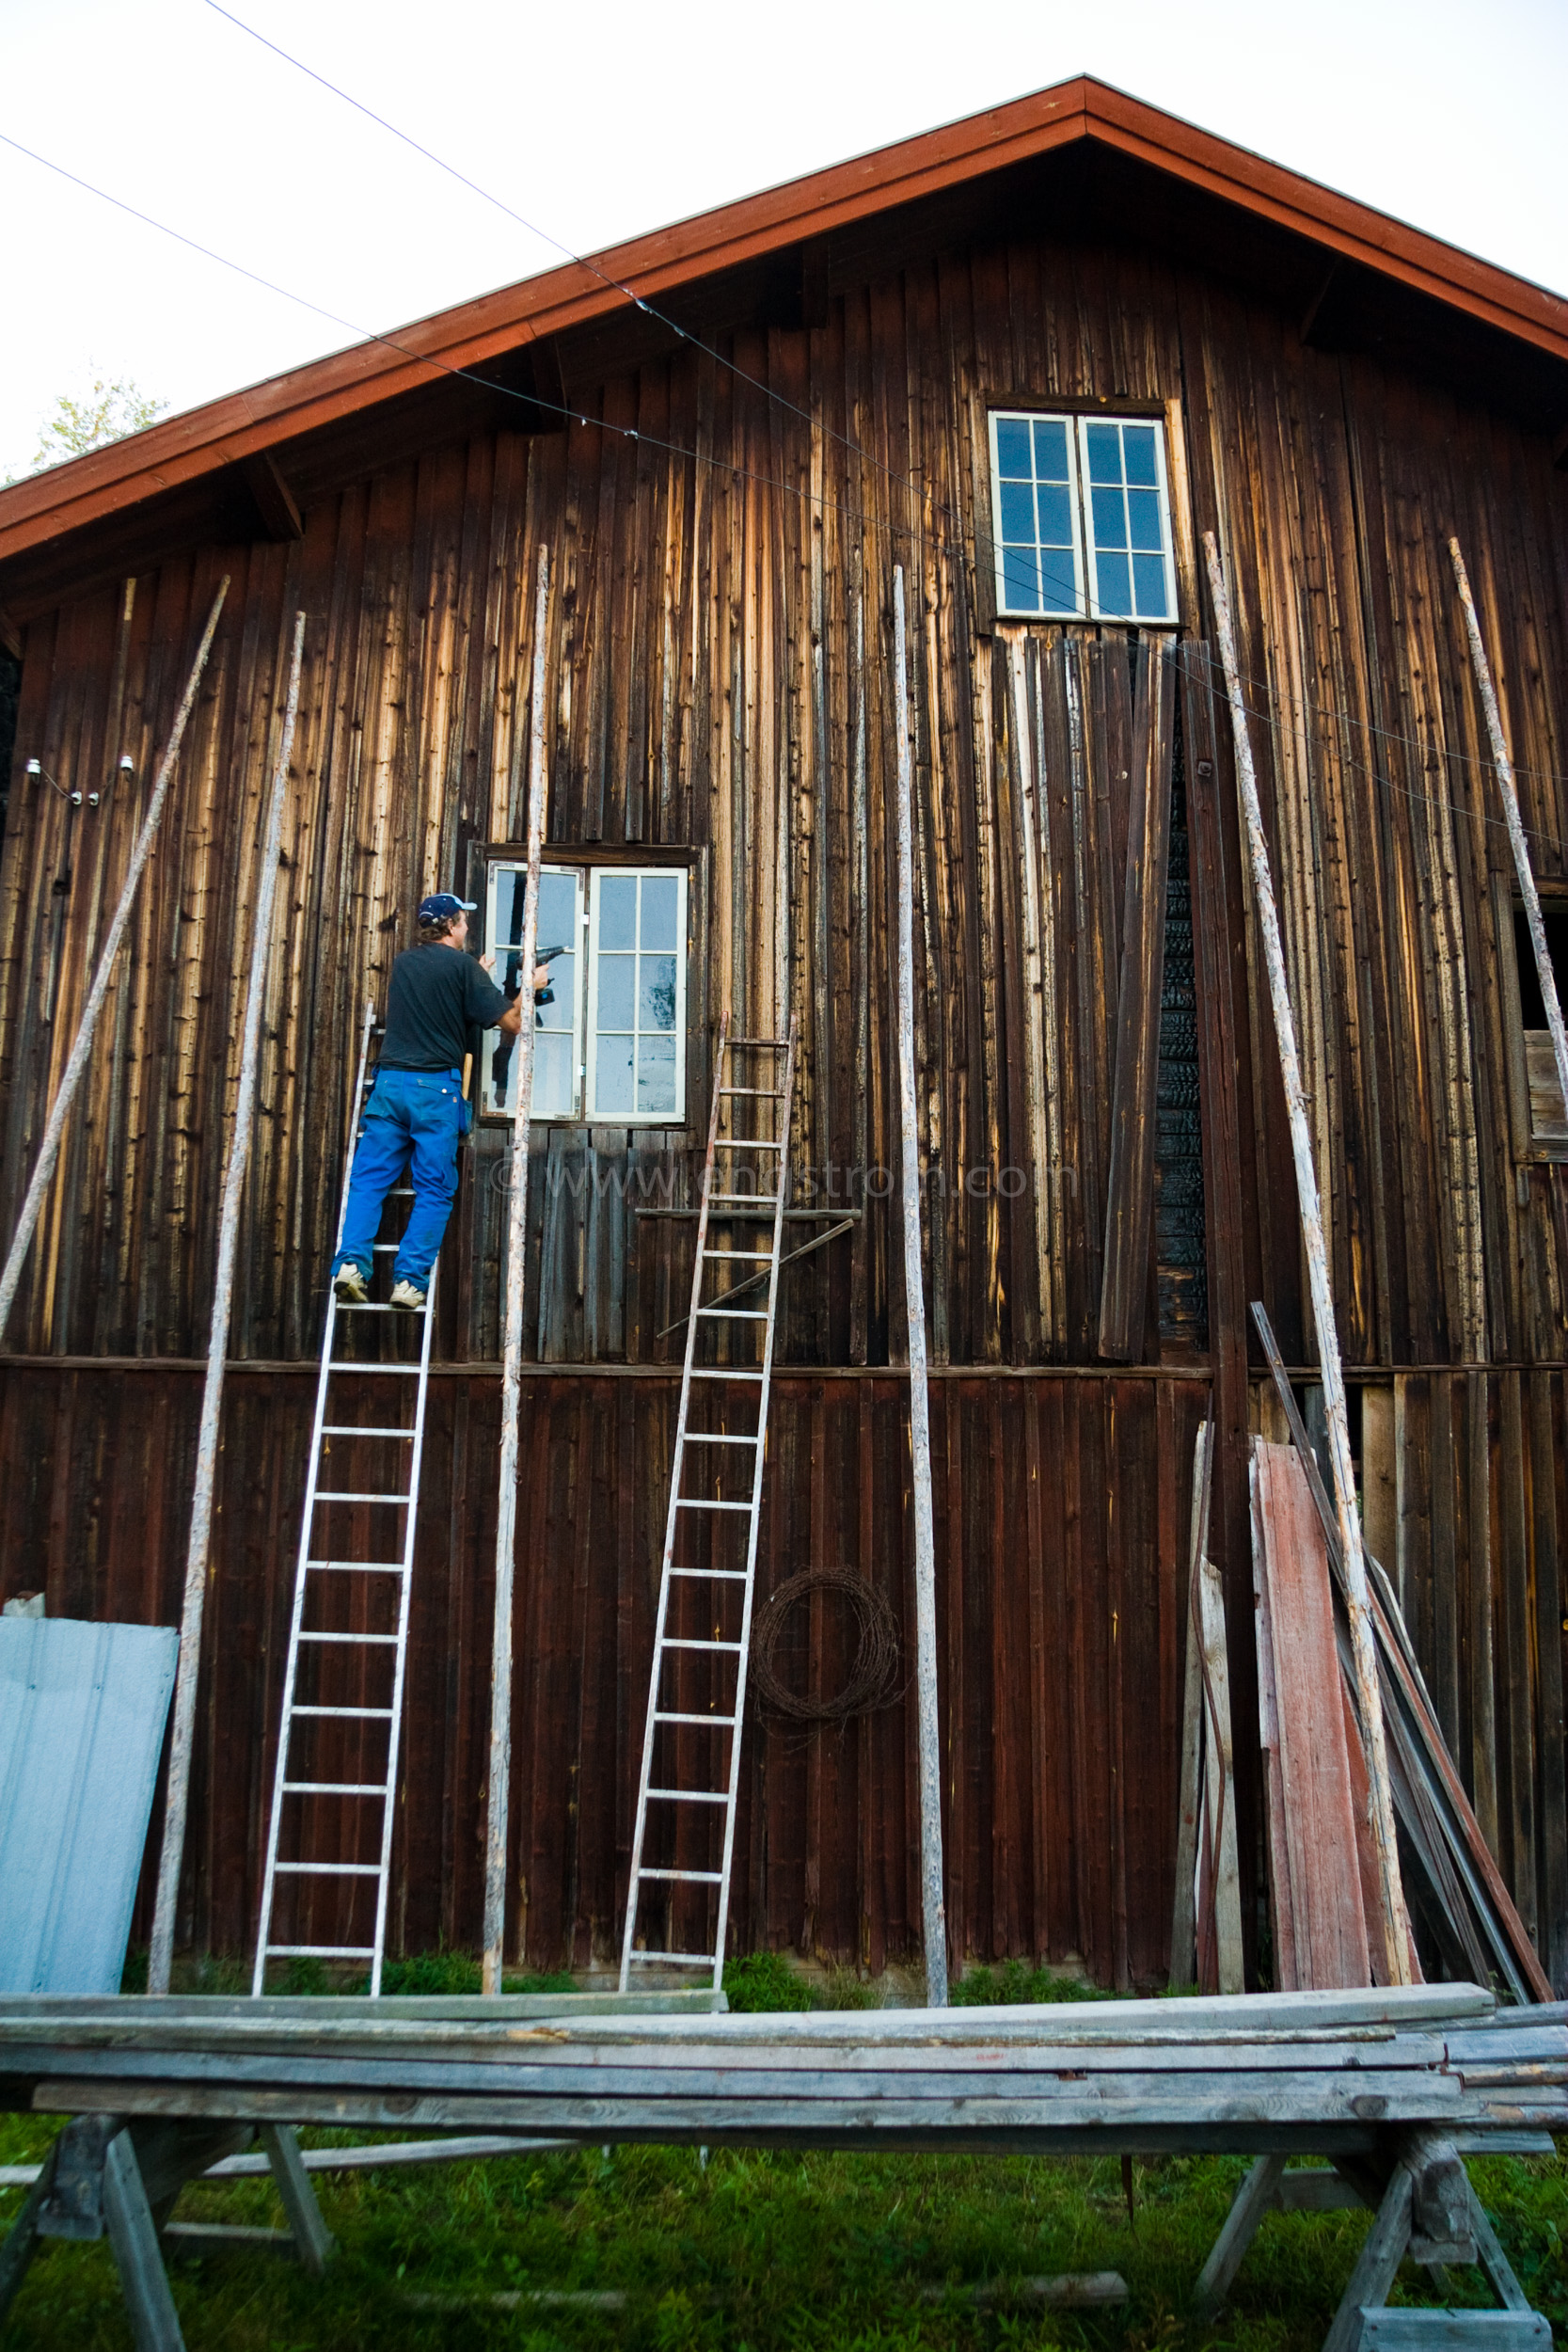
[[2, 77, 1564, 568]]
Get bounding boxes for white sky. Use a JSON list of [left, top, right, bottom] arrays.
[[3, 0, 1565, 485]]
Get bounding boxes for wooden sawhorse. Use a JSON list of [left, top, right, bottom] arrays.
[[1196, 2129, 1552, 2349], [0, 2113, 334, 2350]]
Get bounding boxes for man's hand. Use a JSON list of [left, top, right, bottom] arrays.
[[533, 964, 553, 993], [479, 951, 497, 974]]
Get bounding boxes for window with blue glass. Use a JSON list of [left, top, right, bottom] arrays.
[[482, 860, 689, 1123], [989, 411, 1178, 624]]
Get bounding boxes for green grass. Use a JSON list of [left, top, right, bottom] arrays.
[[3, 1956, 1563, 2349]]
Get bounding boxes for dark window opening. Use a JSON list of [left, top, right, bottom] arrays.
[[1156, 718, 1208, 1351], [1513, 902, 1568, 1031], [0, 647, 21, 842]]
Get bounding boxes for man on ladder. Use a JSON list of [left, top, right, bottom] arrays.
[[331, 892, 540, 1311]]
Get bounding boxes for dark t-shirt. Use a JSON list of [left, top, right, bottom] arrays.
[[379, 945, 510, 1070]]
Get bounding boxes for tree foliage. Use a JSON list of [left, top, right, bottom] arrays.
[[32, 374, 167, 471]]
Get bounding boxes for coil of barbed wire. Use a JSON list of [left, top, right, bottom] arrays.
[[750, 1566, 900, 1721]]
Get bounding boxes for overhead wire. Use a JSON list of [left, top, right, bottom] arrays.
[[3, 115, 1564, 844]]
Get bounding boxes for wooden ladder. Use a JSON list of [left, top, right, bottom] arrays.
[[252, 1004, 436, 1996], [619, 1012, 799, 1991]]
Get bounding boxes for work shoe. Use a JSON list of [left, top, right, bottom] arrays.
[[333, 1265, 369, 1305], [388, 1279, 427, 1312]]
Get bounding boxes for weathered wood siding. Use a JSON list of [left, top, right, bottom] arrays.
[[0, 1359, 1203, 1987], [2, 213, 1566, 1981]]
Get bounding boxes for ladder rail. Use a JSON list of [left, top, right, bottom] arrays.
[[366, 1231, 436, 1995], [253, 1002, 377, 1997], [619, 1011, 730, 1990], [617, 1012, 797, 1993], [252, 1003, 433, 1997], [711, 1017, 797, 1984]]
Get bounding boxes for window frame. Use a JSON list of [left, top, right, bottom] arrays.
[[483, 860, 586, 1120], [584, 866, 689, 1124], [986, 403, 1180, 628], [467, 839, 703, 1133], [1496, 872, 1568, 1164]]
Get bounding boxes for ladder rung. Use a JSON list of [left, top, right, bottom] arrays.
[[312, 1491, 410, 1503], [654, 1710, 739, 1726], [274, 1861, 383, 1877], [334, 1304, 427, 1315], [660, 1638, 743, 1653], [694, 1307, 768, 1320], [702, 1249, 772, 1261], [714, 1138, 783, 1152], [674, 1498, 752, 1512], [297, 1630, 400, 1645], [670, 1567, 750, 1581], [638, 1867, 724, 1883], [646, 1788, 730, 1804], [625, 1950, 718, 1968], [321, 1427, 415, 1438], [388, 1188, 416, 1198], [688, 1370, 764, 1382], [720, 1087, 784, 1097], [325, 1364, 423, 1376], [264, 1944, 377, 1959], [372, 1242, 400, 1252], [680, 1432, 760, 1445], [306, 1560, 407, 1572], [725, 1037, 789, 1049], [290, 1705, 395, 1720], [282, 1782, 389, 1797], [705, 1193, 780, 1205]]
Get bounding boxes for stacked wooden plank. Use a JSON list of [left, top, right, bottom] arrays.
[[1251, 1311, 1553, 2005], [4, 1984, 1561, 2155], [1253, 1441, 1375, 1988]]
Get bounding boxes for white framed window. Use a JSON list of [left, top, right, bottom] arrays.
[[586, 868, 687, 1121], [481, 860, 689, 1124], [989, 411, 1178, 625]]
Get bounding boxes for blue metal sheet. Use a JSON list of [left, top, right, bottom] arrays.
[[0, 1617, 178, 1995]]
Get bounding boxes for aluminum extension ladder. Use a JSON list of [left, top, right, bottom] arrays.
[[252, 1004, 436, 1996], [619, 1012, 799, 1991]]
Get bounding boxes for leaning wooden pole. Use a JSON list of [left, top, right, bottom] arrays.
[[1449, 537, 1568, 1120], [0, 580, 229, 1343], [892, 564, 948, 2007], [483, 544, 551, 1996], [1202, 532, 1411, 1986], [148, 610, 305, 1995]]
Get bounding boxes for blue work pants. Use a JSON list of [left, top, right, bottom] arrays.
[[332, 1068, 467, 1289]]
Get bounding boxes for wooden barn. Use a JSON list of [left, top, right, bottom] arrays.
[[1, 76, 1565, 1995]]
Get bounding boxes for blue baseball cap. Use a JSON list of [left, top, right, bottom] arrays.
[[418, 892, 477, 922]]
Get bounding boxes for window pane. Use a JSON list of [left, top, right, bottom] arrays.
[[495, 867, 527, 947], [536, 869, 578, 958], [641, 955, 677, 1030], [999, 480, 1036, 544], [1122, 426, 1159, 487], [1132, 553, 1171, 618], [597, 954, 635, 1030], [994, 416, 1032, 477], [531, 1031, 575, 1120], [596, 1037, 635, 1113], [1038, 550, 1078, 613], [1084, 421, 1122, 484], [641, 873, 679, 951], [1000, 547, 1041, 612], [1031, 417, 1069, 480], [1095, 551, 1132, 615], [1126, 488, 1164, 553], [597, 873, 636, 950], [1036, 482, 1073, 548], [1090, 485, 1128, 549], [638, 1035, 677, 1114]]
